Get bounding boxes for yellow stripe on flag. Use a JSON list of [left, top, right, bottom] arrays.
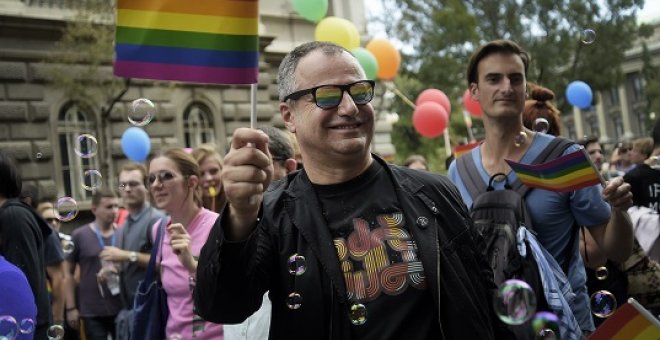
[[117, 9, 258, 35], [515, 167, 597, 186]]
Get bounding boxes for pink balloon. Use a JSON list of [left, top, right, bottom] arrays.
[[413, 102, 448, 138], [416, 89, 451, 114], [462, 89, 483, 117]]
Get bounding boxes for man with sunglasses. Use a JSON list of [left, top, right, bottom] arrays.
[[196, 41, 507, 339], [100, 163, 164, 340]]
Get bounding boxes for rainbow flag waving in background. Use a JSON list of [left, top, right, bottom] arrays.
[[114, 0, 259, 84], [589, 298, 660, 340], [505, 149, 602, 192]]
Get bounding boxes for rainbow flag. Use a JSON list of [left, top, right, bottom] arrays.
[[114, 0, 259, 84], [453, 141, 480, 159], [505, 149, 602, 192], [589, 299, 660, 340]]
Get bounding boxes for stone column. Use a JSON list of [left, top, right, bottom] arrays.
[[618, 84, 633, 138], [572, 106, 584, 139], [595, 92, 609, 141]]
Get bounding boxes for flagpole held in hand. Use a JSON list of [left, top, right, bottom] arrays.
[[250, 83, 257, 129]]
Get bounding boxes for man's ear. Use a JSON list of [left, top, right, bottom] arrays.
[[284, 158, 298, 175], [469, 82, 479, 99], [280, 102, 296, 133]]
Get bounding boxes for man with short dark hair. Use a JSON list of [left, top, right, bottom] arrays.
[[65, 189, 122, 340], [579, 136, 604, 171], [449, 39, 633, 336], [99, 162, 164, 339], [0, 150, 52, 339], [196, 41, 507, 339]]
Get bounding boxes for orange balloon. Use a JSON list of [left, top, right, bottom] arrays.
[[366, 39, 401, 80]]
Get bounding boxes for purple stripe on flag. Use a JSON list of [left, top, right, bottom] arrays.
[[507, 150, 587, 172], [114, 60, 258, 84]]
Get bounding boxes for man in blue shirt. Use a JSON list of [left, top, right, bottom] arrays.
[[448, 39, 634, 335]]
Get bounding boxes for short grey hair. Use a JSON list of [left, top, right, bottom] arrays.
[[278, 41, 348, 102]]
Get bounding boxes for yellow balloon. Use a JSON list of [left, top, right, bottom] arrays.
[[315, 17, 360, 50]]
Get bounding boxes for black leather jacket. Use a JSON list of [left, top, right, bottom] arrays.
[[195, 156, 510, 339]]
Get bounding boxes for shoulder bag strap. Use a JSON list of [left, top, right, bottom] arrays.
[[456, 151, 488, 201], [143, 218, 166, 284]]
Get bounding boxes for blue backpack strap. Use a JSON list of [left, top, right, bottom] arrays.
[[456, 150, 487, 201]]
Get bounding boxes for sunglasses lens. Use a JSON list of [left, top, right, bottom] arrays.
[[315, 86, 342, 108], [161, 172, 174, 181], [350, 82, 373, 104]]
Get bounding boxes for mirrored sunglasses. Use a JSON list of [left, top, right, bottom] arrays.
[[283, 80, 376, 109]]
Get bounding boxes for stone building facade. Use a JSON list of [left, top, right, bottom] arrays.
[[0, 0, 395, 221]]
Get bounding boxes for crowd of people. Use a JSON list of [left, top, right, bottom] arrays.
[[0, 39, 658, 340]]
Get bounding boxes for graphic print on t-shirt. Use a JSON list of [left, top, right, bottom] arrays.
[[333, 211, 427, 302]]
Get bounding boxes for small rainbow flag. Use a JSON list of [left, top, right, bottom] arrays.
[[589, 298, 660, 340], [453, 141, 480, 159], [505, 149, 602, 192], [114, 0, 259, 85]]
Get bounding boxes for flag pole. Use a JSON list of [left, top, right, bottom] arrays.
[[250, 83, 257, 129]]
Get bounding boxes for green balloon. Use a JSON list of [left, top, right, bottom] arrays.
[[292, 0, 328, 23], [351, 47, 379, 80]]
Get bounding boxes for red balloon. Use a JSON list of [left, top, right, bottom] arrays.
[[416, 89, 451, 114], [413, 102, 448, 138], [462, 89, 483, 117]]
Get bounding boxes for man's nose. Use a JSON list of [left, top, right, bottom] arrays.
[[337, 91, 358, 117]]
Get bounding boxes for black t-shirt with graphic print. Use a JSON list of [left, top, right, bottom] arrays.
[[313, 160, 440, 339]]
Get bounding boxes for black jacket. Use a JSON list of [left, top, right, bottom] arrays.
[[0, 198, 53, 339], [195, 157, 510, 339]]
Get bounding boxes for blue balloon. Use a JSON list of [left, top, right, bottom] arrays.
[[121, 127, 151, 162], [565, 81, 593, 109]]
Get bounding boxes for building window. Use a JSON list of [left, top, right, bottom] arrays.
[[608, 87, 619, 105], [612, 116, 624, 141], [183, 102, 215, 148], [636, 110, 647, 136], [58, 102, 100, 201], [630, 73, 645, 101], [587, 117, 599, 137], [565, 123, 576, 141]]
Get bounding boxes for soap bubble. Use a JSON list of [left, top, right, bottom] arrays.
[[494, 279, 537, 325], [581, 29, 596, 44], [129, 98, 156, 127], [531, 311, 560, 340], [0, 315, 18, 340], [19, 318, 35, 334], [595, 266, 609, 281], [73, 134, 98, 158], [349, 303, 367, 325], [287, 254, 307, 276], [82, 170, 103, 191], [286, 292, 302, 310], [590, 290, 617, 318], [533, 118, 550, 134], [47, 324, 65, 340], [55, 197, 78, 222]]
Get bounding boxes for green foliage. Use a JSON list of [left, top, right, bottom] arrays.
[[641, 42, 660, 131], [45, 0, 123, 106], [374, 0, 646, 161]]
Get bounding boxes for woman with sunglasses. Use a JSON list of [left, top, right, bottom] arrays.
[[147, 148, 223, 339], [191, 144, 228, 213]]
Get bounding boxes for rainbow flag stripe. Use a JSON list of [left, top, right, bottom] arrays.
[[453, 141, 480, 159], [505, 149, 602, 192], [114, 0, 259, 85], [590, 300, 660, 340]]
